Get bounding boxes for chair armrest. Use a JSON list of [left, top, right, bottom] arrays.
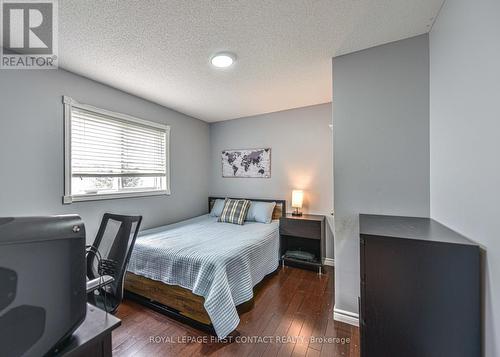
[[86, 275, 114, 294]]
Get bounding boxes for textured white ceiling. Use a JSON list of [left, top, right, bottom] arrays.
[[60, 1, 443, 122]]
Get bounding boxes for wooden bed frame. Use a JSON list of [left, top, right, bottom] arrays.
[[124, 197, 286, 333]]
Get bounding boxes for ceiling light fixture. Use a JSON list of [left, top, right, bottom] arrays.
[[211, 52, 236, 68]]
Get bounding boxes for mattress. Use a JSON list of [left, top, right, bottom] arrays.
[[127, 214, 280, 338]]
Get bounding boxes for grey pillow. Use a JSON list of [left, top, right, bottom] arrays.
[[209, 199, 226, 217], [246, 201, 276, 224], [218, 199, 251, 225]]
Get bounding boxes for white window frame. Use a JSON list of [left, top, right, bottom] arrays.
[[63, 96, 171, 204]]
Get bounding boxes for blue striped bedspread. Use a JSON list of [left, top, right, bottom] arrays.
[[127, 214, 280, 338]]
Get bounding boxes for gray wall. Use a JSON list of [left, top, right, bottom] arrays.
[[430, 0, 500, 355], [332, 34, 430, 315], [0, 69, 210, 242], [209, 103, 334, 259]]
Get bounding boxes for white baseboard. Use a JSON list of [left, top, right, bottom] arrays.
[[333, 306, 359, 327], [323, 258, 334, 266]]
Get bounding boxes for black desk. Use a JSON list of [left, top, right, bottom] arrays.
[[54, 304, 121, 357]]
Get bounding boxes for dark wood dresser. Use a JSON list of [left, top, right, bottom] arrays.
[[359, 214, 480, 357], [279, 213, 325, 273]]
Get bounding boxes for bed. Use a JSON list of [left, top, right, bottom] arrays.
[[124, 197, 285, 339]]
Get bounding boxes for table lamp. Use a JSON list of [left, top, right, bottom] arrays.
[[291, 190, 303, 216]]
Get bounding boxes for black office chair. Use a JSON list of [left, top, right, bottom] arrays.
[[86, 213, 142, 313]]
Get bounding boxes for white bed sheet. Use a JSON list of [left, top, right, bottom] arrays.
[[127, 214, 280, 338]]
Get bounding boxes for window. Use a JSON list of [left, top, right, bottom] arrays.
[[63, 96, 170, 203]]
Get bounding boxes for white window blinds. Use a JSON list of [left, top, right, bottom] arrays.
[[71, 107, 167, 177], [63, 97, 170, 203]]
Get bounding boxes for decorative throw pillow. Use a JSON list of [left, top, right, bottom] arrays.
[[218, 199, 251, 225], [209, 198, 226, 217], [246, 201, 276, 224]]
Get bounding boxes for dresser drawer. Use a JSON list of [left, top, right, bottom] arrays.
[[280, 218, 321, 240]]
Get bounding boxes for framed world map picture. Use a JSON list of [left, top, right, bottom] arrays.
[[222, 148, 271, 178]]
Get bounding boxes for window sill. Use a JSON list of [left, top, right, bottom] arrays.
[[63, 189, 170, 204]]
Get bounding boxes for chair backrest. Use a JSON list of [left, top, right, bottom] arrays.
[[87, 213, 142, 312]]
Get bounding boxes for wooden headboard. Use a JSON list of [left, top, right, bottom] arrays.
[[208, 197, 286, 220]]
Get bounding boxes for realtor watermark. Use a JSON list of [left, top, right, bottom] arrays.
[[0, 0, 58, 69], [149, 335, 351, 345]]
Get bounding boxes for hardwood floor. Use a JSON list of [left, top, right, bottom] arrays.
[[112, 266, 359, 356]]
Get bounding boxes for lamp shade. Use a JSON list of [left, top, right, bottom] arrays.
[[291, 190, 304, 208]]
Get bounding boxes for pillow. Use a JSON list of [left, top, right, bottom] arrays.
[[218, 199, 251, 225], [209, 198, 226, 217], [246, 201, 276, 224]]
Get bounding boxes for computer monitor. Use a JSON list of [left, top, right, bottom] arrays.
[[0, 215, 87, 357]]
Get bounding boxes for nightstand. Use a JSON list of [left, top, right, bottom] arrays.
[[279, 213, 325, 274]]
